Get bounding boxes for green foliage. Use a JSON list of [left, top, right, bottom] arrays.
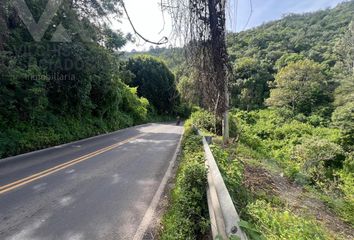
[[232, 109, 343, 184], [274, 53, 306, 70], [333, 76, 354, 108], [177, 75, 200, 106], [292, 137, 344, 188], [125, 55, 179, 115], [120, 86, 149, 123], [334, 21, 354, 77], [231, 57, 273, 110], [189, 109, 216, 133], [331, 21, 354, 152], [0, 0, 186, 158], [0, 62, 48, 121], [184, 107, 352, 238], [227, 1, 354, 69], [266, 60, 331, 114], [126, 47, 185, 73], [332, 102, 354, 150], [0, 1, 161, 158], [225, 1, 354, 116], [247, 200, 329, 240], [334, 153, 354, 224], [161, 123, 209, 240], [231, 108, 354, 226], [211, 144, 250, 212], [239, 220, 265, 240]]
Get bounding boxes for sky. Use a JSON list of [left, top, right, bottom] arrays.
[[114, 0, 348, 51]]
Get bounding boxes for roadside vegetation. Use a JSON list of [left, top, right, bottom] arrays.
[[158, 2, 354, 239], [191, 108, 353, 239], [0, 1, 183, 158], [160, 120, 209, 240], [2, 0, 354, 239]]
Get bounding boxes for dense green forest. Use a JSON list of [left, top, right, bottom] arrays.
[[157, 1, 354, 239], [0, 0, 181, 158]]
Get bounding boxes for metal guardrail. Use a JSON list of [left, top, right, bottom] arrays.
[[197, 129, 248, 240]]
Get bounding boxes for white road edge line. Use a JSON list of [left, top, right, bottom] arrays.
[[132, 127, 184, 240]]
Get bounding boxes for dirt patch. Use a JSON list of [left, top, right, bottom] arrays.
[[243, 164, 354, 239], [243, 164, 279, 196]]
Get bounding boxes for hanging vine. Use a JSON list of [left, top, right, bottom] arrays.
[[162, 0, 231, 123]]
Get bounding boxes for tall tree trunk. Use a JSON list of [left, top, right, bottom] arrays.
[[208, 0, 229, 142]]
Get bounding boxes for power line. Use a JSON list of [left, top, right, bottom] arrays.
[[121, 1, 168, 45], [158, 0, 166, 34], [242, 0, 253, 31], [234, 0, 238, 32]]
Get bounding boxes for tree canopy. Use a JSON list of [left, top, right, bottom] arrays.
[[266, 60, 330, 114], [125, 56, 179, 114]]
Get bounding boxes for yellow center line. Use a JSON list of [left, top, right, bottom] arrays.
[[0, 133, 146, 195]]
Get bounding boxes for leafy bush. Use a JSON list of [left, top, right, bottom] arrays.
[[292, 137, 344, 188], [229, 108, 353, 230], [120, 86, 149, 123], [190, 109, 216, 132]]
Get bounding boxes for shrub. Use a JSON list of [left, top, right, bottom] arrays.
[[292, 137, 344, 188], [120, 85, 149, 123], [190, 109, 216, 132]]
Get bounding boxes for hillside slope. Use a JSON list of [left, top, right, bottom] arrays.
[[227, 1, 354, 66]]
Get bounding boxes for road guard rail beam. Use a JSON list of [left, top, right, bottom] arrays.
[[196, 128, 248, 240]]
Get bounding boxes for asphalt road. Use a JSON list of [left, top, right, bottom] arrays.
[[0, 123, 183, 240]]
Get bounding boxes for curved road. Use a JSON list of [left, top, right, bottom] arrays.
[[0, 123, 183, 240]]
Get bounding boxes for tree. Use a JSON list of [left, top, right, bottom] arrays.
[[0, 63, 48, 122], [266, 60, 330, 114], [332, 102, 354, 151], [333, 22, 354, 108], [275, 53, 306, 70], [332, 21, 354, 150], [334, 76, 354, 107], [164, 0, 230, 141], [125, 56, 178, 114], [335, 21, 354, 76], [231, 57, 273, 110]]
